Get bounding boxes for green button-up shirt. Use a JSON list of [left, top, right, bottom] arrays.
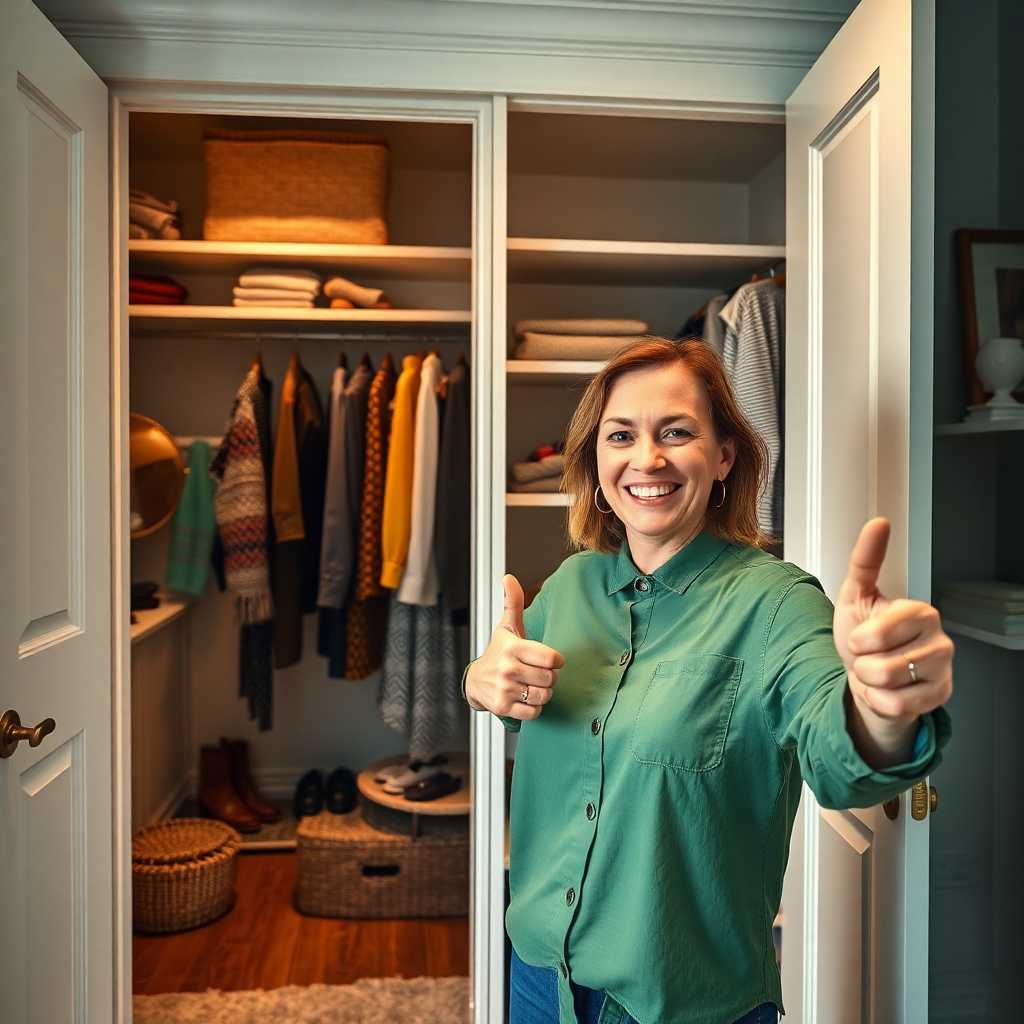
[[493, 531, 950, 1024]]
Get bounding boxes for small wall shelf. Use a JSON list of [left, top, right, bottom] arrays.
[[130, 601, 188, 645], [944, 621, 1024, 651], [129, 306, 471, 332], [935, 420, 1024, 435], [506, 360, 604, 382]]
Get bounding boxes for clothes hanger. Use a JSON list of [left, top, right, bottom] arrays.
[[337, 352, 348, 369], [359, 351, 372, 369]]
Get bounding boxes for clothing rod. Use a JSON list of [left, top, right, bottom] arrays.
[[135, 330, 470, 344]]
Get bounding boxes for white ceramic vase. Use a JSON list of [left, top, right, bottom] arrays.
[[967, 336, 1024, 422]]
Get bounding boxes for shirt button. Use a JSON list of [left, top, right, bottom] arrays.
[[634, 577, 650, 592], [619, 651, 630, 666], [560, 961, 568, 978], [591, 718, 601, 735], [565, 887, 576, 906], [586, 802, 596, 820]]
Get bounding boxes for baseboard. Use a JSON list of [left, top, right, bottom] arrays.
[[148, 775, 192, 826]]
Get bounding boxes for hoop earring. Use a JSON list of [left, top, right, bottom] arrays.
[[709, 478, 726, 510], [594, 486, 613, 514]]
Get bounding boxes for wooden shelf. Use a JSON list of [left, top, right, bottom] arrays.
[[935, 419, 1024, 435], [130, 601, 188, 645], [507, 359, 604, 383], [506, 492, 571, 506], [944, 621, 1024, 650], [359, 752, 471, 815], [507, 237, 785, 286], [129, 306, 471, 332], [128, 240, 471, 281]]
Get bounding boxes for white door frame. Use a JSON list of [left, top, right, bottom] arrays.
[[107, 82, 500, 1024]]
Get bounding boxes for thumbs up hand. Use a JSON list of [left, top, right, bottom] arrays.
[[834, 518, 954, 742], [464, 574, 565, 721]]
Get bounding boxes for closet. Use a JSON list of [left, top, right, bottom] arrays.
[[127, 111, 477, 996]]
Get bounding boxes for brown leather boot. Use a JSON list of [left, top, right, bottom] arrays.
[[198, 745, 261, 833], [221, 738, 281, 823]]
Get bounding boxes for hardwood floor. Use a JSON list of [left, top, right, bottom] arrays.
[[133, 851, 470, 995]]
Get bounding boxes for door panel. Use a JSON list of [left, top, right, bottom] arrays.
[[0, 2, 111, 1022], [785, 0, 934, 1022]]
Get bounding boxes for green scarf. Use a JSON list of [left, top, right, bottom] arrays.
[[165, 440, 216, 596]]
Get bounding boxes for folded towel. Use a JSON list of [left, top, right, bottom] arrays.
[[130, 189, 180, 215], [514, 333, 646, 361], [323, 275, 384, 308], [514, 318, 648, 338], [329, 298, 355, 309], [129, 275, 188, 301], [130, 202, 178, 233], [934, 581, 1024, 609], [130, 222, 182, 240], [160, 224, 182, 240], [511, 454, 565, 484], [936, 598, 1024, 635], [509, 475, 564, 493], [232, 286, 319, 301], [238, 268, 321, 294], [232, 297, 314, 307], [130, 292, 184, 306]]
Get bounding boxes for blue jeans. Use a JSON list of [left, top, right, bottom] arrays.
[[508, 947, 778, 1024]]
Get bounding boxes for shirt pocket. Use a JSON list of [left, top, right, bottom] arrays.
[[630, 653, 744, 773]]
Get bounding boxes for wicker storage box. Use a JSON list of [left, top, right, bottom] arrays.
[[296, 806, 468, 919], [203, 130, 389, 244], [132, 818, 240, 934]]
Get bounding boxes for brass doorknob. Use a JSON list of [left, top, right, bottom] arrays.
[[910, 781, 938, 820], [0, 709, 56, 759]]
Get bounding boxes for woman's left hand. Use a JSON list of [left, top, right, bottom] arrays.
[[833, 517, 954, 727]]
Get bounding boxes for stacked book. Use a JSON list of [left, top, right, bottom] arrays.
[[934, 581, 1024, 636]]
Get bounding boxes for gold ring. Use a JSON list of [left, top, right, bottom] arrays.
[[520, 689, 529, 703], [907, 660, 918, 684]]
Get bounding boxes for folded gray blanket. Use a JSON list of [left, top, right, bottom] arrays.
[[233, 286, 318, 301], [514, 318, 648, 337], [513, 333, 647, 360], [238, 268, 322, 294], [510, 453, 564, 484], [509, 475, 563, 493]]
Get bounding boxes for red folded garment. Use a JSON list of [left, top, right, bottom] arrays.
[[129, 291, 183, 305], [129, 274, 188, 300]]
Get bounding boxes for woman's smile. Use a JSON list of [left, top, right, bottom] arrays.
[[622, 480, 682, 505]]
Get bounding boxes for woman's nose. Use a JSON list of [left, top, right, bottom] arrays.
[[632, 436, 666, 472]]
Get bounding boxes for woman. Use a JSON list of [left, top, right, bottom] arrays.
[[464, 338, 953, 1024]]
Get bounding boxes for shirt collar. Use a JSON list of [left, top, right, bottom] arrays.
[[606, 529, 731, 597]]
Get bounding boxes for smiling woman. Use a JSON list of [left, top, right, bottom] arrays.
[[464, 335, 952, 1024], [562, 337, 771, 564]]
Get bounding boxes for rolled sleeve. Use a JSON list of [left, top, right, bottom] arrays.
[[761, 578, 952, 810]]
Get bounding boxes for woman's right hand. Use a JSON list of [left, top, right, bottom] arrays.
[[465, 574, 565, 721]]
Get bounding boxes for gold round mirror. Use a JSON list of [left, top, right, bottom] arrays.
[[129, 413, 185, 539]]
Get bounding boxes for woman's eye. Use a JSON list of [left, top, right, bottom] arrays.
[[664, 428, 693, 441], [607, 430, 631, 443]]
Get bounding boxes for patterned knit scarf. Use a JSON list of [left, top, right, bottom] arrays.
[[210, 365, 273, 623]]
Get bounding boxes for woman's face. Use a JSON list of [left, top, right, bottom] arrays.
[[596, 362, 735, 555]]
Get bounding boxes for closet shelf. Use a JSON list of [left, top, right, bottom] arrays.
[[935, 419, 1024, 435], [129, 306, 472, 333], [506, 493, 572, 507], [131, 601, 188, 645], [507, 237, 786, 286], [943, 621, 1024, 651], [507, 360, 604, 382], [128, 240, 472, 281]]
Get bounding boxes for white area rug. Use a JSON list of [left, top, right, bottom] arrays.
[[134, 976, 470, 1023]]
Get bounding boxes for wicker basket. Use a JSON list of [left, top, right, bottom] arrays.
[[203, 130, 389, 244], [132, 818, 240, 934], [296, 806, 468, 919]]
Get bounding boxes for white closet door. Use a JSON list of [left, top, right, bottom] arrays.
[[784, 0, 935, 1022], [0, 2, 112, 1022]]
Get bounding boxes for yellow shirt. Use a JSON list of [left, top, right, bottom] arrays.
[[380, 354, 422, 588]]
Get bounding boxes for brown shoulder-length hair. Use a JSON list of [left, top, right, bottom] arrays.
[[562, 336, 773, 552]]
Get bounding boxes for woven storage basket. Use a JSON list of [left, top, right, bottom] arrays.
[[203, 130, 389, 244], [132, 818, 240, 934], [296, 806, 468, 919]]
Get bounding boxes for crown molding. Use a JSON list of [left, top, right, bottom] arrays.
[[39, 0, 851, 72]]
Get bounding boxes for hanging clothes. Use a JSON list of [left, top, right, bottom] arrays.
[[720, 279, 784, 538], [272, 354, 326, 668], [702, 292, 730, 361], [434, 355, 470, 616], [165, 439, 216, 597], [210, 360, 275, 729], [344, 355, 396, 680], [396, 352, 442, 606], [380, 353, 422, 589]]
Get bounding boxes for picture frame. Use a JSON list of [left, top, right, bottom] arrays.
[[956, 228, 1024, 407]]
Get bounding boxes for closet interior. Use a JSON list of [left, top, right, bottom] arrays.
[[127, 111, 476, 998], [501, 109, 788, 975]]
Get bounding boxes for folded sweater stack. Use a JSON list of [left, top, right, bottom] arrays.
[[233, 267, 322, 307], [509, 442, 565, 493], [935, 581, 1024, 636], [513, 318, 650, 360], [130, 274, 187, 306], [130, 189, 182, 240]]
